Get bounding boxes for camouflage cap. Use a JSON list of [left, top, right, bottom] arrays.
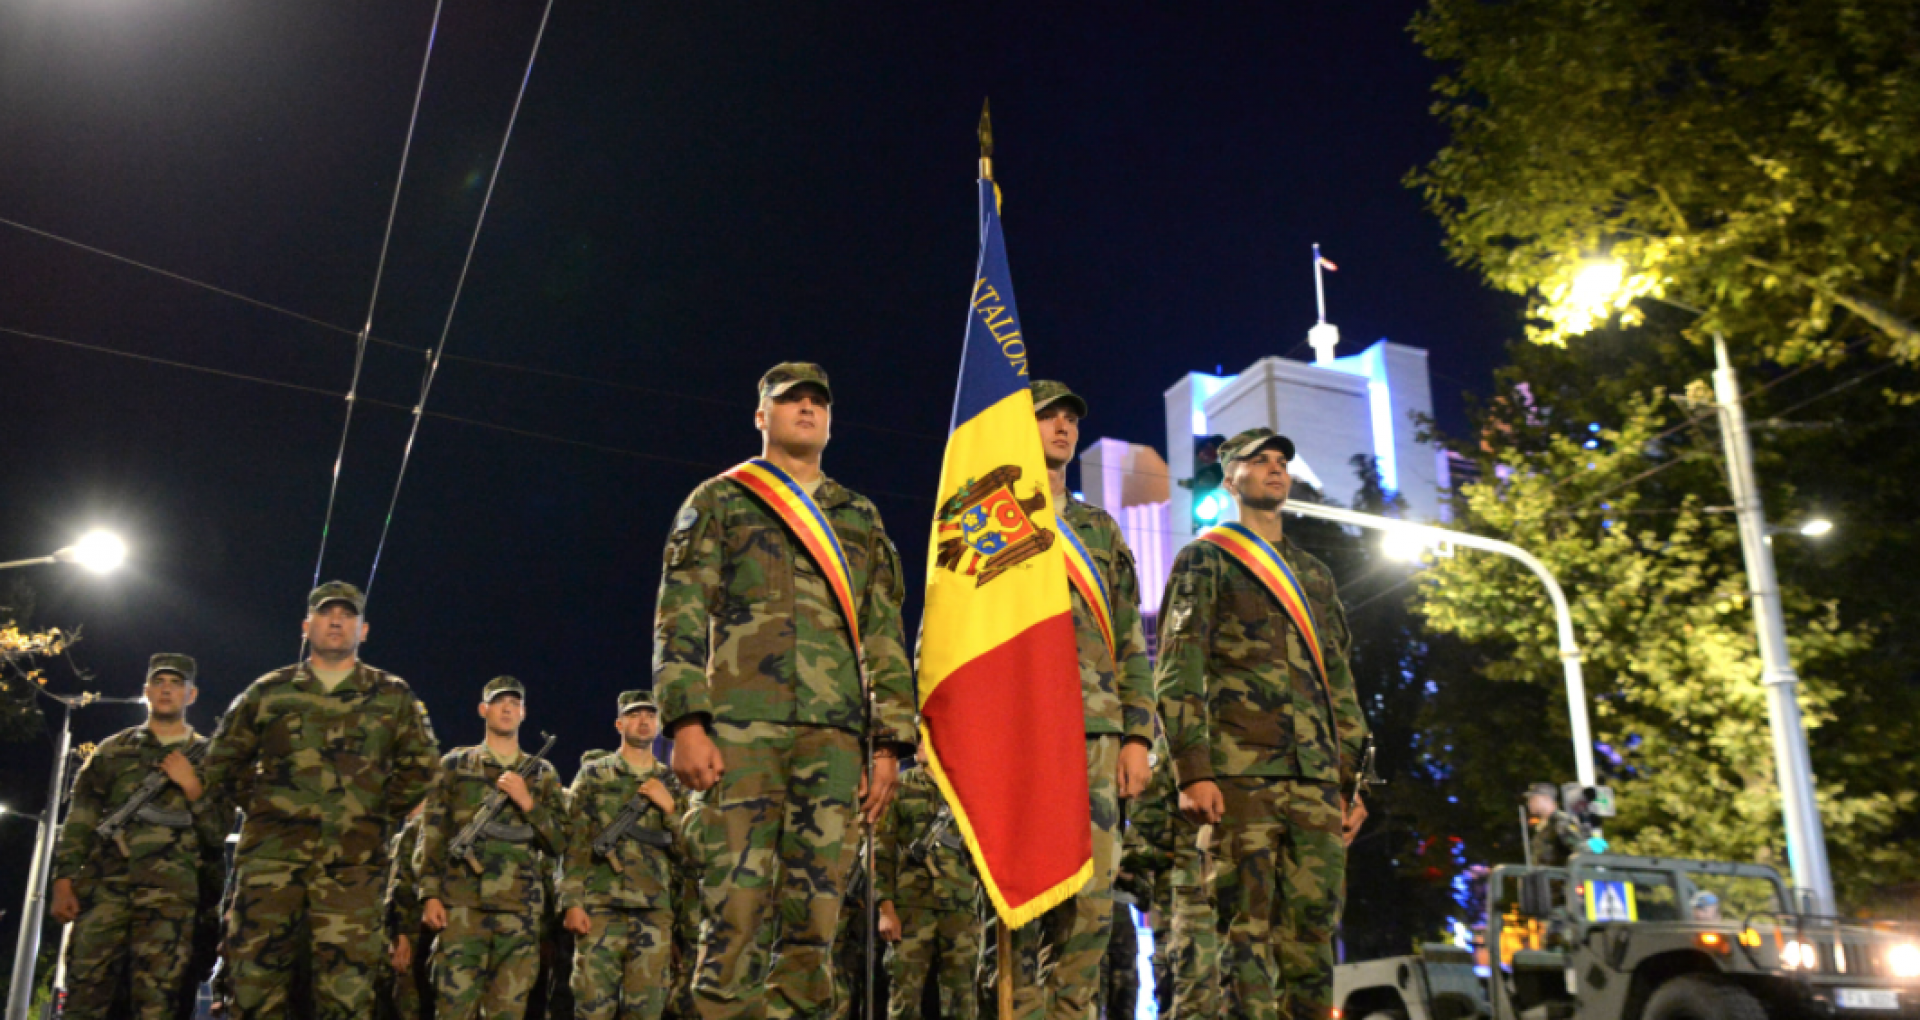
[[308, 580, 366, 615], [617, 690, 658, 715], [481, 675, 526, 703], [146, 653, 197, 685], [1217, 427, 1296, 464], [1523, 782, 1560, 801], [758, 362, 833, 404], [1029, 380, 1088, 418]]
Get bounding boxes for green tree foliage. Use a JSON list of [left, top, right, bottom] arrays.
[[1413, 323, 1920, 908], [1410, 0, 1920, 360]]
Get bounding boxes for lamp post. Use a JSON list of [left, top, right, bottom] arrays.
[[1, 530, 130, 1020], [1282, 499, 1600, 789], [0, 531, 127, 574], [1556, 262, 1836, 911], [1704, 331, 1834, 912]]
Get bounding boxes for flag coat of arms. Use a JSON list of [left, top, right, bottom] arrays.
[[918, 176, 1092, 928]]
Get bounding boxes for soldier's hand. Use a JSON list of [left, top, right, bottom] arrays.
[[640, 778, 675, 813], [1178, 781, 1225, 824], [1341, 794, 1368, 848], [564, 906, 592, 936], [391, 933, 413, 972], [1117, 740, 1151, 799], [858, 753, 900, 825], [878, 901, 903, 943], [496, 772, 534, 813], [49, 878, 81, 924], [161, 751, 204, 802], [423, 898, 448, 932], [672, 724, 726, 792]]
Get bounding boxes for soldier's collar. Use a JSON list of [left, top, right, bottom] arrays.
[[809, 474, 849, 508], [137, 723, 197, 744]]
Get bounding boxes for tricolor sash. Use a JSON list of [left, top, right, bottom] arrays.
[[723, 459, 863, 653], [1058, 520, 1117, 665], [1199, 523, 1327, 683]]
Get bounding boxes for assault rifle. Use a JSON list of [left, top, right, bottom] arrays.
[[589, 782, 674, 874], [905, 805, 957, 869], [95, 740, 210, 856], [448, 732, 558, 875]]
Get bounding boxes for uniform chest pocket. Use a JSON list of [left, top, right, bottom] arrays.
[[258, 702, 307, 759]]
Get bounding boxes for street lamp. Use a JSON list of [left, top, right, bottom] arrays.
[[1, 533, 135, 1020], [1553, 259, 1836, 912], [0, 530, 128, 573], [1285, 500, 1601, 789], [1795, 518, 1833, 539]]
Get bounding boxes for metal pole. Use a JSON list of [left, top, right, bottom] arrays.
[[1283, 500, 1599, 788], [1709, 332, 1834, 912], [7, 703, 72, 1020], [0, 557, 57, 572]]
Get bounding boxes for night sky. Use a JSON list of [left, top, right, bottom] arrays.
[[0, 1, 1515, 946]]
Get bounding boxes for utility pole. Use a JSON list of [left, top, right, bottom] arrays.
[[1710, 332, 1835, 912]]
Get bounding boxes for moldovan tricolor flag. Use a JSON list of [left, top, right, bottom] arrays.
[[918, 175, 1092, 928]]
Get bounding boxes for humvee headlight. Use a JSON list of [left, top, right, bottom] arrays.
[[1739, 929, 1762, 949], [1890, 943, 1920, 979], [1782, 940, 1815, 970]]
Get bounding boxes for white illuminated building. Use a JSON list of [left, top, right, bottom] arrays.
[[1079, 335, 1450, 615]]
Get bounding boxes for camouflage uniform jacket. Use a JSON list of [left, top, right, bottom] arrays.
[[875, 768, 979, 911], [557, 749, 680, 912], [200, 661, 440, 868], [1059, 498, 1157, 742], [653, 472, 917, 749], [414, 744, 566, 915], [1155, 533, 1368, 788], [384, 812, 426, 938], [1529, 810, 1588, 867], [52, 726, 230, 904]]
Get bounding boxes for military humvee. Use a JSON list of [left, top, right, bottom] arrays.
[[1335, 854, 1919, 1020]]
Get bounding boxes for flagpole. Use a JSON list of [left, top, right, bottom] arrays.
[[1313, 242, 1328, 323], [977, 96, 1019, 1020]]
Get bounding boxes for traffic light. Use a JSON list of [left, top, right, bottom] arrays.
[[1186, 434, 1227, 531]]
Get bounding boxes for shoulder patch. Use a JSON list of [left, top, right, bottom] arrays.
[[413, 699, 438, 747], [675, 506, 699, 531]]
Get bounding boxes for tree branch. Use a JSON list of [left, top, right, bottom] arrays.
[[1745, 257, 1920, 358]]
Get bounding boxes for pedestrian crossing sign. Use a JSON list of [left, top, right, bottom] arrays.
[[1585, 880, 1638, 922]]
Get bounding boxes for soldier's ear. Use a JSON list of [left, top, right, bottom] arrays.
[[478, 702, 489, 719], [753, 403, 769, 433], [184, 686, 199, 707]]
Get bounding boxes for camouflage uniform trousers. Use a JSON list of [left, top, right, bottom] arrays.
[[1006, 736, 1120, 1020], [63, 885, 197, 1020], [225, 857, 386, 1020], [571, 906, 674, 1020], [377, 943, 433, 1020], [1147, 880, 1172, 1017], [1100, 903, 1139, 1020], [431, 904, 542, 1020], [686, 721, 864, 1020], [1166, 818, 1219, 1020], [1213, 779, 1344, 1020], [886, 903, 981, 1020]]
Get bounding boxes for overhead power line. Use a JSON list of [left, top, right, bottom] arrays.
[[310, 0, 448, 594]]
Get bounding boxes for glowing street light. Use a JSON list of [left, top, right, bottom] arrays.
[[1381, 529, 1430, 563], [0, 530, 128, 573], [1541, 257, 1836, 912]]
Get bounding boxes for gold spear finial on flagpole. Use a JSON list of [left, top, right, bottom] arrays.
[[978, 98, 994, 181]]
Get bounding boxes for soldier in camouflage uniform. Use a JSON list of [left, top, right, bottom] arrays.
[[876, 765, 982, 1020], [1523, 784, 1587, 867], [416, 676, 566, 1020], [1124, 736, 1222, 1020], [380, 803, 431, 1020], [559, 691, 682, 1020], [201, 580, 441, 1020], [655, 362, 918, 1020], [49, 653, 230, 1020], [1156, 429, 1370, 1020], [990, 381, 1156, 1020]]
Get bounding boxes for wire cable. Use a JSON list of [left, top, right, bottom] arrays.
[[309, 0, 447, 594], [363, 0, 558, 602]]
